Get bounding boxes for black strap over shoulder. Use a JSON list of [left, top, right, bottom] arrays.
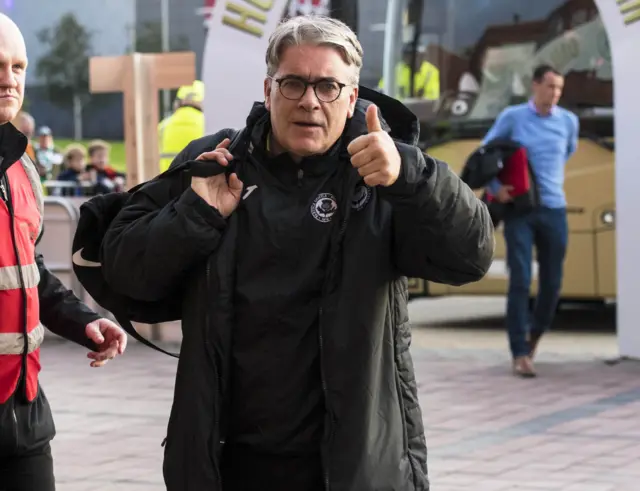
[[114, 312, 179, 358], [185, 128, 248, 178]]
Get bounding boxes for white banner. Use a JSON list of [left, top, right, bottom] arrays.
[[594, 0, 640, 359], [202, 0, 290, 134]]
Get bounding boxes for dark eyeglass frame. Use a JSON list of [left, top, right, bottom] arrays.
[[268, 75, 351, 103]]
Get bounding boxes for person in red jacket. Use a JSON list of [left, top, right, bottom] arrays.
[[0, 13, 128, 491]]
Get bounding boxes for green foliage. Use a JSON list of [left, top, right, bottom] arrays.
[[135, 21, 190, 54], [35, 13, 93, 108]]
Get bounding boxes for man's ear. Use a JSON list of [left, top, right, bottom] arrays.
[[264, 77, 272, 111], [347, 86, 359, 118]]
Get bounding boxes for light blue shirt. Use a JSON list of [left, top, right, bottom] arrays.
[[483, 101, 579, 209]]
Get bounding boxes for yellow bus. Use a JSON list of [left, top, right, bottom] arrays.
[[386, 0, 615, 303]]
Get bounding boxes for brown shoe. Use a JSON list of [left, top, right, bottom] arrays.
[[528, 331, 543, 360], [513, 356, 537, 378]]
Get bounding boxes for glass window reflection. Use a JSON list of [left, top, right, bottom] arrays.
[[393, 0, 612, 129]]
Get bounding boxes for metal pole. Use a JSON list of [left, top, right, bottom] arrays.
[[382, 0, 401, 97], [161, 0, 170, 119]]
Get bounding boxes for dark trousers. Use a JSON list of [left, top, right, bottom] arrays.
[[0, 443, 55, 491], [503, 207, 568, 358], [221, 443, 324, 491]]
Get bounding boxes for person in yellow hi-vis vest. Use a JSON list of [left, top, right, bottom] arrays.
[[158, 80, 205, 173], [378, 50, 440, 101]]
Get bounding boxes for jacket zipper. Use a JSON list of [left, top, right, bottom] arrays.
[[318, 306, 332, 491], [3, 174, 30, 401], [2, 173, 22, 448], [318, 171, 356, 491]]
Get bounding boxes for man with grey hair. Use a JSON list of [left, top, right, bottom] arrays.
[[101, 14, 494, 491]]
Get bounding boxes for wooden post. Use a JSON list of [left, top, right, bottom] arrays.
[[89, 52, 196, 186], [89, 52, 196, 343]]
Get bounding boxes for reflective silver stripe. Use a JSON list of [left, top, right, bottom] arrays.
[[0, 323, 45, 355], [0, 263, 40, 291], [160, 153, 178, 159], [20, 156, 44, 238]]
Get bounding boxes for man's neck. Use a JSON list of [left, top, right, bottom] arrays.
[[531, 99, 553, 116], [267, 132, 303, 163]]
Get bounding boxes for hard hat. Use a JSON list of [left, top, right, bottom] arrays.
[[177, 80, 204, 104]]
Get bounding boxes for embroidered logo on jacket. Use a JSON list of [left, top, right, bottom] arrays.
[[311, 193, 338, 223], [351, 184, 372, 211]]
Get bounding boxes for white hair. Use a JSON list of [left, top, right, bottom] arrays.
[[265, 15, 363, 84]]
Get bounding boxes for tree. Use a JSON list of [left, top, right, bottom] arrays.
[[36, 13, 92, 140], [134, 21, 190, 54]]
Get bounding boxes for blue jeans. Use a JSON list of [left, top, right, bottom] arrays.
[[503, 207, 568, 358]]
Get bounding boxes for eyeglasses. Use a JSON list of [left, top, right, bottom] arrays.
[[269, 76, 350, 103]]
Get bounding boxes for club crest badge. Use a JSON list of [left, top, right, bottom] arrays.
[[311, 193, 338, 223], [351, 184, 372, 211]]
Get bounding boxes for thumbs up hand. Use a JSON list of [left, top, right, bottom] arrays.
[[347, 104, 401, 187]]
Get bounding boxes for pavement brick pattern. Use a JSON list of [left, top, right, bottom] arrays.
[[40, 337, 640, 491]]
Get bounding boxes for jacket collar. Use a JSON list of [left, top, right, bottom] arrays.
[[0, 122, 28, 176], [246, 108, 343, 180], [528, 98, 556, 117]]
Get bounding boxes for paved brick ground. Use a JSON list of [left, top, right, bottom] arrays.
[[40, 322, 639, 491]]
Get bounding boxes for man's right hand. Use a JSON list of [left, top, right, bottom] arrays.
[[495, 184, 514, 204], [190, 138, 244, 218]]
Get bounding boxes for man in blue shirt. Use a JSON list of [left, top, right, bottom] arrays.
[[483, 64, 579, 378]]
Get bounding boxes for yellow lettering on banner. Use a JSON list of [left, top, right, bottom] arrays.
[[247, 0, 274, 10], [223, 2, 268, 37], [619, 0, 640, 25]]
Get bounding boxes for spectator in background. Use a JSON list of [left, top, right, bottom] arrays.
[[33, 125, 63, 178], [86, 139, 125, 193], [12, 110, 34, 139], [11, 111, 46, 178], [483, 64, 578, 378], [56, 143, 89, 196], [158, 81, 205, 173]]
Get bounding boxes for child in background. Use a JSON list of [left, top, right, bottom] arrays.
[[56, 144, 90, 196], [86, 139, 126, 193]]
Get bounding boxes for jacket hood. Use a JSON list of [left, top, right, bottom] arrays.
[[244, 85, 420, 148]]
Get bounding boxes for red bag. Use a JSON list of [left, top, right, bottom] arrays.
[[498, 147, 529, 197]]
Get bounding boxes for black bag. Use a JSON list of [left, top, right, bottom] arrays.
[[71, 129, 247, 357]]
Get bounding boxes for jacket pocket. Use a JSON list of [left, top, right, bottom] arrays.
[[14, 386, 56, 455], [0, 396, 19, 457]]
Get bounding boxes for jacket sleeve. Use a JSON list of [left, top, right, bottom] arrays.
[[37, 253, 100, 350], [101, 132, 232, 302], [382, 142, 495, 286]]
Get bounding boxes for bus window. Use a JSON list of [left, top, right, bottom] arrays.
[[384, 0, 613, 146]]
